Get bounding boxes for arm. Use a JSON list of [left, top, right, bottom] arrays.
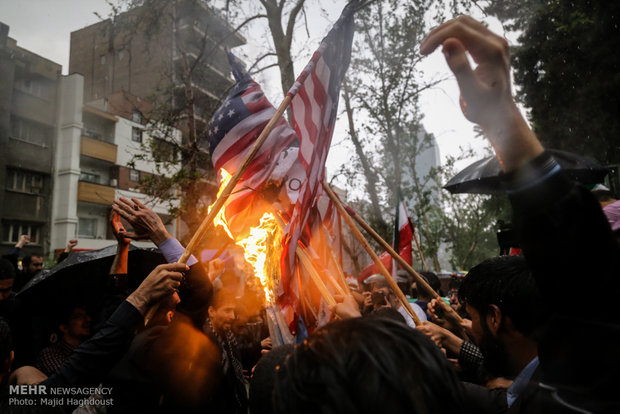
[[112, 197, 197, 266], [109, 212, 131, 275], [2, 234, 29, 269], [41, 262, 187, 389], [57, 239, 78, 264]]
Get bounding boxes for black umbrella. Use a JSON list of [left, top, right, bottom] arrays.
[[443, 149, 610, 195], [17, 243, 167, 313]]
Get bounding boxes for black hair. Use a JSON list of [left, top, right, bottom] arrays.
[[367, 307, 407, 325], [249, 344, 295, 414], [211, 288, 237, 310], [448, 276, 463, 291], [21, 254, 42, 268], [273, 317, 464, 414], [459, 255, 542, 335], [419, 271, 441, 294], [0, 258, 16, 280]]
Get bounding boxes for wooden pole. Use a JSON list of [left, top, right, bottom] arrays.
[[343, 202, 464, 325], [296, 245, 337, 307], [177, 95, 293, 264], [412, 231, 427, 271], [322, 181, 421, 325], [327, 247, 351, 295], [271, 211, 338, 307]]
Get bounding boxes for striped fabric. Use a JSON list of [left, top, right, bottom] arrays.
[[206, 53, 298, 235], [279, 0, 357, 319]]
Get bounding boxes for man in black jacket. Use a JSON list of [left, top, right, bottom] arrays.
[[421, 15, 620, 413]]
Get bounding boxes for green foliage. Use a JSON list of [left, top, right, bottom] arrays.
[[510, 0, 620, 166]]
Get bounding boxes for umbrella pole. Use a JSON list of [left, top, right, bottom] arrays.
[[322, 181, 421, 325], [341, 199, 463, 326]]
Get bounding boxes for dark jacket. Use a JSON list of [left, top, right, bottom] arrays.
[[507, 152, 620, 413]]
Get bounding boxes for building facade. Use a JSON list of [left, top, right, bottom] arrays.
[[0, 22, 61, 257], [51, 74, 179, 253], [69, 0, 244, 139]]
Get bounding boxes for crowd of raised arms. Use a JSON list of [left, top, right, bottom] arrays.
[[0, 15, 619, 414]]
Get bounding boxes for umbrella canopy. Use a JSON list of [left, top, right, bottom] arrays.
[[443, 149, 610, 194], [18, 243, 167, 313]]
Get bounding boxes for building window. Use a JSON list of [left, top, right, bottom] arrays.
[[6, 169, 44, 194], [79, 172, 100, 184], [118, 50, 125, 60], [78, 218, 96, 239], [131, 127, 143, 143], [15, 78, 51, 99], [10, 116, 49, 147], [132, 110, 142, 124], [100, 55, 106, 64], [129, 169, 140, 182], [2, 222, 40, 244]]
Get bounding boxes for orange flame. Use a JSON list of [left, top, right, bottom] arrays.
[[209, 169, 281, 304]]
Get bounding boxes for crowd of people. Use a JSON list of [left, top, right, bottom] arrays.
[[0, 15, 618, 413]]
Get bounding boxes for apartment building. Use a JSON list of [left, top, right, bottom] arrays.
[[51, 74, 179, 252], [0, 22, 61, 257]]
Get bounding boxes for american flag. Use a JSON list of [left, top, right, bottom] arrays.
[[279, 0, 357, 318], [205, 53, 298, 235]]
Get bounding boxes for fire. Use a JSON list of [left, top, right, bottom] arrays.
[[209, 169, 281, 303], [210, 169, 234, 240]]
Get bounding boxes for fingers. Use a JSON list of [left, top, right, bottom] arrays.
[[420, 15, 499, 59], [131, 198, 147, 209], [442, 38, 484, 100]]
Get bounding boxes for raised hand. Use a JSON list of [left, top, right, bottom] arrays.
[[110, 211, 131, 246], [112, 197, 171, 245], [64, 239, 79, 253], [126, 263, 188, 315], [420, 16, 543, 171]]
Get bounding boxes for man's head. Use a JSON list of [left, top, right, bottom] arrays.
[[459, 255, 541, 376], [22, 254, 43, 276], [59, 306, 91, 346], [412, 271, 441, 302], [448, 276, 464, 315], [208, 289, 236, 333], [369, 277, 398, 309], [0, 259, 16, 301], [273, 317, 464, 414]]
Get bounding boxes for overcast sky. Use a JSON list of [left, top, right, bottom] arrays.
[[0, 0, 509, 188]]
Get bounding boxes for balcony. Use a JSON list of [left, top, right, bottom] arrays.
[[77, 181, 115, 205], [80, 136, 117, 163]]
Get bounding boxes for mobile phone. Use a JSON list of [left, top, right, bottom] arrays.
[[371, 291, 387, 306]]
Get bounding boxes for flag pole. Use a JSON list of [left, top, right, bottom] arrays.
[[342, 202, 463, 325], [177, 95, 293, 264], [271, 210, 338, 307], [322, 181, 421, 325], [412, 231, 427, 271]]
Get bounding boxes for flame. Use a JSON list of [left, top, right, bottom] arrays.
[[210, 169, 234, 240], [209, 169, 281, 304]]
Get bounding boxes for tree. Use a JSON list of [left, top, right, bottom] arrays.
[[339, 0, 451, 270], [510, 1, 620, 167]]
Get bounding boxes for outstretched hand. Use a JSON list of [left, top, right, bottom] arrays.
[[420, 16, 543, 171], [112, 197, 171, 246], [110, 211, 131, 246], [127, 263, 188, 315]]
